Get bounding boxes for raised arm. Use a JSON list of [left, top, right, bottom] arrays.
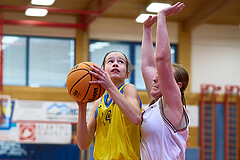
[[155, 2, 185, 127], [90, 65, 142, 125], [76, 100, 99, 150], [141, 15, 157, 100]]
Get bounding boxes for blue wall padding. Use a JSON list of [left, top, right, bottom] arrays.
[[215, 103, 225, 160], [185, 147, 199, 160]]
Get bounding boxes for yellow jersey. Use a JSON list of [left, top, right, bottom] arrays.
[[94, 84, 142, 160]]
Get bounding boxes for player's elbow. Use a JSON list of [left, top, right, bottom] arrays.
[[155, 50, 170, 62], [132, 115, 142, 125], [77, 142, 89, 151], [134, 119, 141, 125], [155, 54, 165, 62], [78, 144, 87, 151]]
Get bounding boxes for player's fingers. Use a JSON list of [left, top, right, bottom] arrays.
[[89, 70, 101, 79]]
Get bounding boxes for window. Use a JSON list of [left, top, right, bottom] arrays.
[[3, 35, 75, 87], [89, 40, 177, 90], [28, 37, 75, 87], [3, 36, 27, 86]]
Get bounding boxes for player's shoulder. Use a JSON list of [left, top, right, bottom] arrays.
[[123, 83, 138, 94], [124, 83, 137, 89]]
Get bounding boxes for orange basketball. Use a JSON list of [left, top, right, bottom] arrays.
[[66, 62, 105, 103]]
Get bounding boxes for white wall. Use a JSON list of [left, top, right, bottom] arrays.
[[191, 24, 240, 93], [89, 17, 179, 43]]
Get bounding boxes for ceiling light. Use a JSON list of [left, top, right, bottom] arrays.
[[31, 0, 55, 6], [25, 8, 48, 17], [136, 14, 156, 23], [146, 2, 171, 13]]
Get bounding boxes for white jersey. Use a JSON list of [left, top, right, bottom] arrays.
[[140, 98, 189, 160]]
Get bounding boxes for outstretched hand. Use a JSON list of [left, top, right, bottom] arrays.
[[159, 2, 185, 17], [89, 64, 113, 90], [143, 15, 157, 29]]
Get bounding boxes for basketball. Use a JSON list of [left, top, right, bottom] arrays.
[[66, 62, 105, 103]]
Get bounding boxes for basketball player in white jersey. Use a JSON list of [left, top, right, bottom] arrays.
[[140, 2, 189, 160]]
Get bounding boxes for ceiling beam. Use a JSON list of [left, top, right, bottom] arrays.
[[0, 0, 119, 30], [87, 0, 119, 24], [0, 5, 100, 15], [183, 0, 236, 31], [3, 19, 87, 29], [76, 0, 119, 29]]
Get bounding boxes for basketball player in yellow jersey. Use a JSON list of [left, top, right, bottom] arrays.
[[74, 51, 142, 160]]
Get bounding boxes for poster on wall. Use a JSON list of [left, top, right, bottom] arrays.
[[17, 123, 72, 144], [12, 100, 93, 123], [2, 99, 94, 144], [12, 100, 78, 123], [0, 121, 73, 144], [0, 95, 13, 130]]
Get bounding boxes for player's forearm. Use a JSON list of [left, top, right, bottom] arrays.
[[107, 85, 141, 125], [141, 26, 155, 68], [76, 105, 92, 150], [155, 13, 171, 64], [141, 26, 156, 98]]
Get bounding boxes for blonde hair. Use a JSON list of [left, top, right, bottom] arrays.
[[172, 63, 189, 107]]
